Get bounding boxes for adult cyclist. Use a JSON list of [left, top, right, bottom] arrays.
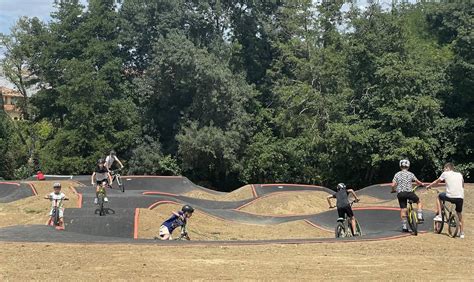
[[105, 150, 124, 172]]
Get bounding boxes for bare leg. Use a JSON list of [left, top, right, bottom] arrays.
[[350, 217, 357, 235], [436, 197, 442, 215], [458, 213, 463, 233]]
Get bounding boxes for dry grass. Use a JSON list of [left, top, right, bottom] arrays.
[[138, 203, 331, 240], [182, 185, 254, 201]]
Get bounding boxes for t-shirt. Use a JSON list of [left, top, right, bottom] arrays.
[[95, 166, 109, 181], [439, 171, 464, 199], [392, 170, 418, 193], [105, 155, 118, 170], [333, 189, 350, 208], [49, 192, 66, 209], [162, 211, 186, 233]]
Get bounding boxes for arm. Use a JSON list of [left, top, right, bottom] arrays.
[[115, 156, 124, 169], [391, 181, 397, 193], [44, 194, 51, 199], [327, 195, 335, 208], [414, 178, 424, 187], [347, 189, 360, 202], [91, 172, 96, 185], [426, 178, 442, 189], [107, 172, 113, 183]]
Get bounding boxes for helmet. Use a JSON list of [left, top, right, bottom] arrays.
[[110, 150, 116, 156], [336, 183, 346, 191], [399, 159, 410, 168], [97, 158, 105, 164], [182, 205, 194, 213], [53, 183, 61, 189]]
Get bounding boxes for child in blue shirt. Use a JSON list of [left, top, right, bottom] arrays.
[[158, 205, 194, 240]]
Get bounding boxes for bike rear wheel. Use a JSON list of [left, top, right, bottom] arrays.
[[98, 196, 105, 216], [408, 209, 418, 236], [117, 176, 125, 193], [447, 213, 459, 238], [335, 223, 345, 238], [434, 209, 445, 234]]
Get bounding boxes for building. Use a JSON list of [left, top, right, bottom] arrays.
[[1, 86, 24, 120]]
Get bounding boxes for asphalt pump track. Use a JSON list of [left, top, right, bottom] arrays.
[[0, 177, 434, 245]]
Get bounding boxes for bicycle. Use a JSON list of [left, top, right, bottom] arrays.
[[110, 169, 125, 193], [405, 185, 425, 236], [432, 189, 460, 238], [334, 200, 362, 238], [174, 225, 190, 241], [45, 196, 69, 227], [95, 182, 108, 216]]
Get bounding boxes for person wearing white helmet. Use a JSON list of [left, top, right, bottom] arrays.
[[44, 183, 69, 230], [391, 159, 425, 232]]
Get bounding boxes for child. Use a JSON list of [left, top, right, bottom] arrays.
[[91, 158, 112, 204], [327, 183, 360, 235], [427, 163, 465, 239], [158, 205, 194, 240], [44, 183, 69, 230], [391, 159, 424, 232]]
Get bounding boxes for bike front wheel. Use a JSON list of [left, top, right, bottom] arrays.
[[354, 219, 362, 236], [447, 213, 459, 238], [335, 223, 345, 238], [408, 209, 418, 236], [434, 210, 445, 234]]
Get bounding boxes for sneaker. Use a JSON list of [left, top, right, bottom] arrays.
[[433, 215, 442, 221], [459, 232, 465, 239], [402, 228, 409, 233], [94, 198, 98, 204], [104, 197, 109, 202]]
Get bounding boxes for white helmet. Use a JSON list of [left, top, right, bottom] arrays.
[[399, 159, 410, 168]]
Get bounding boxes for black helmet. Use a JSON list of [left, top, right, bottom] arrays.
[[110, 150, 116, 156], [336, 183, 346, 191], [53, 182, 61, 189], [182, 205, 194, 213], [97, 158, 105, 164]]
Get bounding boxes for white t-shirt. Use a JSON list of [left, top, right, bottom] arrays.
[[105, 155, 118, 169], [439, 171, 464, 199], [49, 192, 66, 208]]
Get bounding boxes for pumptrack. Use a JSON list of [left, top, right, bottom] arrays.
[[0, 176, 434, 245]]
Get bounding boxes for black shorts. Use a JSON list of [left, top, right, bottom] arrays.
[[439, 192, 463, 213], [337, 205, 354, 219], [96, 179, 109, 185], [397, 192, 419, 209]]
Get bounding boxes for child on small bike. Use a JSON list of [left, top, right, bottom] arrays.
[[44, 183, 69, 230], [91, 158, 112, 204], [327, 183, 360, 235], [391, 159, 425, 232], [427, 163, 465, 239], [157, 205, 194, 240]]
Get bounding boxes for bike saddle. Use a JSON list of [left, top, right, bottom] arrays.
[[337, 217, 345, 222]]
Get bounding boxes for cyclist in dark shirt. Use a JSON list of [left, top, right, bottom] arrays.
[[327, 183, 360, 235]]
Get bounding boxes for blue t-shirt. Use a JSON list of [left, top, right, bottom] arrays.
[[162, 211, 186, 233]]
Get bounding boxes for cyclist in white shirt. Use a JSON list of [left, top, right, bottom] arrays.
[[105, 150, 124, 171], [44, 183, 69, 230], [427, 163, 465, 238]]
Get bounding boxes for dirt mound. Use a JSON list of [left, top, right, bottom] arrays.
[[0, 181, 80, 228], [239, 191, 331, 215], [138, 203, 331, 240], [182, 185, 254, 201]]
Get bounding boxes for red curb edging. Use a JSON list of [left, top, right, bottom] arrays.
[[28, 183, 38, 196], [134, 208, 140, 239], [69, 186, 83, 208], [0, 182, 21, 186], [142, 191, 179, 197]]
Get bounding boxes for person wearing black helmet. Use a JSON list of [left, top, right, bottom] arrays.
[[327, 183, 360, 236], [105, 150, 124, 171], [157, 205, 194, 240], [391, 159, 425, 232], [91, 158, 113, 204]]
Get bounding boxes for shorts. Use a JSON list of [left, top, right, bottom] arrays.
[[337, 205, 354, 219], [96, 179, 109, 186], [49, 208, 64, 218], [159, 225, 171, 239], [439, 192, 463, 213], [397, 191, 419, 209]]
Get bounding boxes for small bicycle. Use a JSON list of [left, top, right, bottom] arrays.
[[174, 225, 191, 241], [110, 169, 125, 193], [432, 190, 460, 238], [334, 200, 362, 238], [45, 196, 69, 227]]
